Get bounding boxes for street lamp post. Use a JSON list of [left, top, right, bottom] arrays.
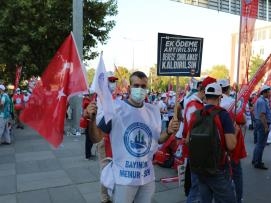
[[123, 37, 143, 71], [69, 0, 83, 135]]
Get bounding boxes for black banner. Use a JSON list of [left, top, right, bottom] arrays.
[[157, 33, 203, 77]]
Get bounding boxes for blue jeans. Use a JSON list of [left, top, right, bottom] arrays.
[[197, 168, 236, 203], [252, 120, 269, 165], [186, 171, 201, 203], [231, 161, 243, 203]]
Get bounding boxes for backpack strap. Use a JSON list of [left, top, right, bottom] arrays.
[[210, 107, 231, 169]]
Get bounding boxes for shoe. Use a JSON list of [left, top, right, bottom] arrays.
[[20, 126, 24, 129], [252, 160, 255, 165], [16, 125, 20, 129], [1, 142, 11, 145], [254, 163, 268, 170], [101, 201, 112, 203]]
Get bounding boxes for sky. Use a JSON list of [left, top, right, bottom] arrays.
[[87, 0, 242, 74]]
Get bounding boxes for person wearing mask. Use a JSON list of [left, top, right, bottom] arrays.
[[86, 71, 180, 203], [252, 85, 271, 170]]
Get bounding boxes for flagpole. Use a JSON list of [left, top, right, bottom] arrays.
[[174, 76, 180, 120], [234, 0, 243, 118]]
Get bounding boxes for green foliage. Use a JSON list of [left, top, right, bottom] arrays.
[[205, 65, 229, 80], [0, 0, 117, 83], [249, 55, 264, 81], [86, 68, 95, 85]]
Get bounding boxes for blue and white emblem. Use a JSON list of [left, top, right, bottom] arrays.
[[124, 122, 152, 157]]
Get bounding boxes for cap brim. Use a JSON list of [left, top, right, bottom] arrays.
[[108, 76, 118, 80]]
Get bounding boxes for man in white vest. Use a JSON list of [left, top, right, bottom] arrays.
[[86, 71, 180, 203]]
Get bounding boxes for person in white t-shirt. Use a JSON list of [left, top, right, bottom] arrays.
[[86, 71, 180, 203]]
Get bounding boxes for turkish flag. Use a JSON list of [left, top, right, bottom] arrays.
[[20, 33, 88, 148]]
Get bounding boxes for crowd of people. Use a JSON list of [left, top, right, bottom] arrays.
[[79, 70, 270, 203], [0, 85, 31, 145]]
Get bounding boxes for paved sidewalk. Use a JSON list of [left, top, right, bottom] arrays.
[[0, 125, 270, 203], [0, 125, 184, 203]]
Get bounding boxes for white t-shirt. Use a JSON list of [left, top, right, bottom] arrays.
[[109, 100, 161, 186]]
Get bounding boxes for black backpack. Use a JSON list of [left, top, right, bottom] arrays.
[[188, 107, 226, 176]]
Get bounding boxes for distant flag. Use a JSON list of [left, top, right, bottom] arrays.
[[91, 54, 114, 124], [114, 63, 122, 79], [20, 33, 88, 148], [114, 63, 129, 93], [14, 65, 22, 90], [168, 82, 173, 91], [240, 0, 258, 83]]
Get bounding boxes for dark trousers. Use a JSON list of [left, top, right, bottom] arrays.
[[85, 128, 93, 159]]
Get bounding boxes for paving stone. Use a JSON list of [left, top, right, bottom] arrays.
[[0, 175, 16, 195], [17, 170, 72, 192], [17, 189, 51, 203], [15, 151, 55, 162], [48, 185, 85, 203], [0, 194, 16, 203]]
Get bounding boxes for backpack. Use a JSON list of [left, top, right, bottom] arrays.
[[188, 106, 226, 176]]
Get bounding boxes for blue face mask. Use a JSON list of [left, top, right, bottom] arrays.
[[130, 87, 147, 103]]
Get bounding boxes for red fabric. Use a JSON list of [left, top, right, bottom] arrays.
[[182, 100, 204, 138], [14, 65, 22, 90], [20, 33, 88, 148], [13, 94, 24, 110], [188, 106, 227, 165], [231, 130, 247, 163], [104, 134, 113, 158], [241, 0, 258, 82], [228, 54, 271, 119]]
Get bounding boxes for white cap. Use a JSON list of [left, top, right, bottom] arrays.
[[205, 82, 222, 96], [169, 91, 176, 96], [0, 85, 5, 91], [106, 71, 118, 80], [260, 85, 270, 93], [16, 88, 20, 91], [161, 93, 167, 98], [218, 79, 230, 88]]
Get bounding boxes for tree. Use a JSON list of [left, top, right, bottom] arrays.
[[248, 55, 264, 81], [205, 65, 229, 80], [86, 68, 95, 85], [0, 0, 118, 83]]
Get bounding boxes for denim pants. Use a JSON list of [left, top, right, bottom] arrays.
[[252, 120, 269, 165], [197, 168, 236, 203], [186, 171, 201, 203], [231, 161, 243, 203]]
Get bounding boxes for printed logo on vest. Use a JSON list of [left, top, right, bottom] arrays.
[[124, 122, 152, 157]]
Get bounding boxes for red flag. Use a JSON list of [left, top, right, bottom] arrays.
[[20, 33, 88, 148], [228, 54, 271, 118], [168, 82, 173, 91], [240, 0, 258, 83], [264, 71, 271, 86], [14, 65, 22, 90]]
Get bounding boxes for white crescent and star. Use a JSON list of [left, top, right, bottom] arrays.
[[57, 88, 66, 100]]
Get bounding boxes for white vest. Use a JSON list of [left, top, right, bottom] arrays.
[[110, 100, 161, 185]]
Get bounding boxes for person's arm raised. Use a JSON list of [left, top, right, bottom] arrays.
[[85, 101, 104, 143]]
